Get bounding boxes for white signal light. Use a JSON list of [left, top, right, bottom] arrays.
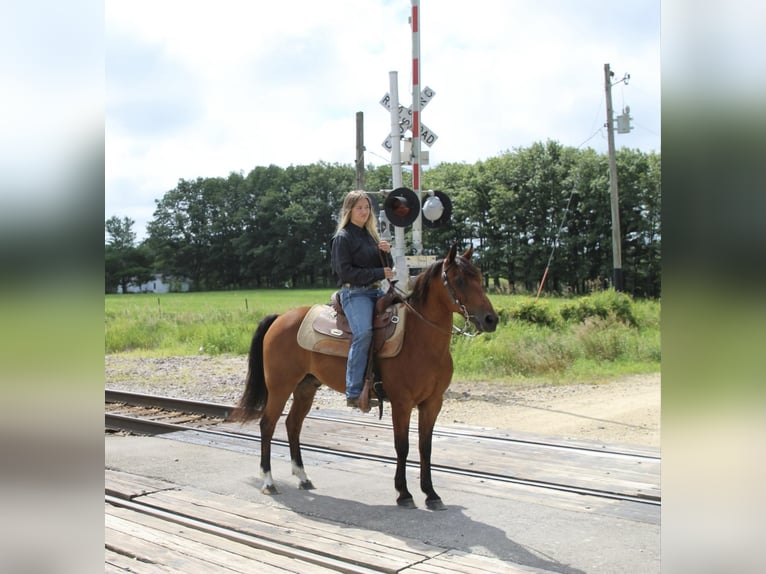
[[422, 196, 444, 221]]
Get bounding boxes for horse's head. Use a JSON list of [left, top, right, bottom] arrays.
[[441, 244, 499, 333]]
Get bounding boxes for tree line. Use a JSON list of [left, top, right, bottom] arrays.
[[105, 140, 660, 297]]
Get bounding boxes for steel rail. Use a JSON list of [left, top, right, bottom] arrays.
[[106, 389, 233, 419], [105, 389, 659, 460], [105, 409, 659, 506]]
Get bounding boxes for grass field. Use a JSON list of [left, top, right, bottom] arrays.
[[105, 288, 660, 384]]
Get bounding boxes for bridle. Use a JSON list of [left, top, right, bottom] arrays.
[[390, 258, 480, 337], [441, 262, 481, 337]]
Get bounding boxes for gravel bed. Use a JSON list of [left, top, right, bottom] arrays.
[[105, 354, 661, 446]]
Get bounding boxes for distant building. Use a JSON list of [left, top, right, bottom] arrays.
[[117, 274, 191, 294]]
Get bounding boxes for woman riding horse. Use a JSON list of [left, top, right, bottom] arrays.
[[232, 243, 498, 510], [330, 190, 394, 410]]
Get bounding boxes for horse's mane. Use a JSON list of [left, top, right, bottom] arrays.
[[408, 254, 479, 307]]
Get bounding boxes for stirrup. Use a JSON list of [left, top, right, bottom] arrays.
[[347, 396, 379, 412]]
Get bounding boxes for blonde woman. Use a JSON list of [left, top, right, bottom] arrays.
[[331, 190, 394, 410]]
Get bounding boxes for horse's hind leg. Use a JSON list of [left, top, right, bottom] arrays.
[[258, 409, 283, 494], [258, 385, 293, 495], [286, 376, 320, 490]]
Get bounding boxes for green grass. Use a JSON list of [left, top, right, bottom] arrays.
[[105, 289, 336, 356], [105, 288, 660, 383]]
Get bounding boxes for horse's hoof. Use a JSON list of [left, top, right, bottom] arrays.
[[298, 480, 315, 490], [397, 497, 417, 509], [426, 498, 447, 511], [262, 484, 280, 495]]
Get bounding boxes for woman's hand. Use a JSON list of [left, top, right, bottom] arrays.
[[383, 267, 395, 280], [378, 240, 391, 253]]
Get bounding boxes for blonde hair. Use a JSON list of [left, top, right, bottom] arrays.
[[334, 190, 381, 242]]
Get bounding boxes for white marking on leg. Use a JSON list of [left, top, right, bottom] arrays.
[[292, 460, 314, 490], [261, 470, 274, 489], [292, 461, 308, 482]]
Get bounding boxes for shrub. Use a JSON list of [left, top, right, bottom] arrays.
[[106, 290, 660, 380], [572, 315, 635, 361], [452, 324, 574, 378], [493, 306, 513, 324], [509, 300, 561, 327], [508, 336, 574, 376], [560, 289, 638, 327]]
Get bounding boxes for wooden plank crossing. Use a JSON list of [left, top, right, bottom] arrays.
[[106, 469, 558, 573], [219, 410, 661, 503], [107, 507, 362, 573], [401, 551, 547, 573]]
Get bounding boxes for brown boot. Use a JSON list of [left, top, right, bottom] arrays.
[[347, 396, 379, 412], [358, 375, 373, 412]]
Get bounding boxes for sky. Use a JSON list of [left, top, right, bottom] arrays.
[[105, 0, 661, 240]]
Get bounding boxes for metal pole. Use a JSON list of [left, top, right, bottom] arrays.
[[387, 71, 409, 287], [411, 0, 423, 255], [604, 63, 624, 291], [355, 111, 365, 190]]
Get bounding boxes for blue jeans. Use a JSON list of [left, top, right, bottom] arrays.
[[340, 286, 381, 399]]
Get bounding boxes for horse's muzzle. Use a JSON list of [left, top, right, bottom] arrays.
[[475, 311, 499, 333]]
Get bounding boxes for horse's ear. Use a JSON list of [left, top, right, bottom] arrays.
[[444, 243, 458, 269], [462, 245, 474, 261]]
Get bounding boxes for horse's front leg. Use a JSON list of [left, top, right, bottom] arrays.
[[418, 397, 447, 511], [286, 376, 320, 490], [391, 406, 416, 508]]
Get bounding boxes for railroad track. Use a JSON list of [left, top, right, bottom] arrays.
[[105, 389, 660, 506]]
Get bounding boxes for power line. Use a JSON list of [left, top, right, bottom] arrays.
[[576, 128, 603, 150]]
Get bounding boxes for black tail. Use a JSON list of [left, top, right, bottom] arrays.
[[231, 313, 279, 422]]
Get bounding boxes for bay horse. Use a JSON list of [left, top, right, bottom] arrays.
[[231, 244, 498, 510]]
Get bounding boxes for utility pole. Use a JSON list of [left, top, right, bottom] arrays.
[[354, 111, 365, 190], [604, 63, 624, 292]]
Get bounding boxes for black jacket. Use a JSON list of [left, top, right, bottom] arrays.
[[331, 224, 392, 287]]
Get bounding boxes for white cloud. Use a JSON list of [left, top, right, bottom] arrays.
[[105, 0, 660, 239]]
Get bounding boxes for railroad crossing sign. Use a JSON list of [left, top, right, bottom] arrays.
[[380, 86, 438, 151]]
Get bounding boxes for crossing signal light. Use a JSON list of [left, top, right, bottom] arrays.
[[383, 187, 420, 227], [422, 190, 452, 228]]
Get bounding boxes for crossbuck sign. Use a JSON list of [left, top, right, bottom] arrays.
[[380, 86, 438, 152]]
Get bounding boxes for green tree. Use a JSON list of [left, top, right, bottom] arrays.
[[615, 149, 661, 297], [136, 145, 659, 296], [234, 165, 291, 288], [281, 163, 354, 286], [203, 173, 249, 289], [480, 142, 575, 293], [105, 216, 153, 293], [563, 149, 612, 293], [146, 178, 207, 290]]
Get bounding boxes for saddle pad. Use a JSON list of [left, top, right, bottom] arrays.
[[296, 304, 407, 359]]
